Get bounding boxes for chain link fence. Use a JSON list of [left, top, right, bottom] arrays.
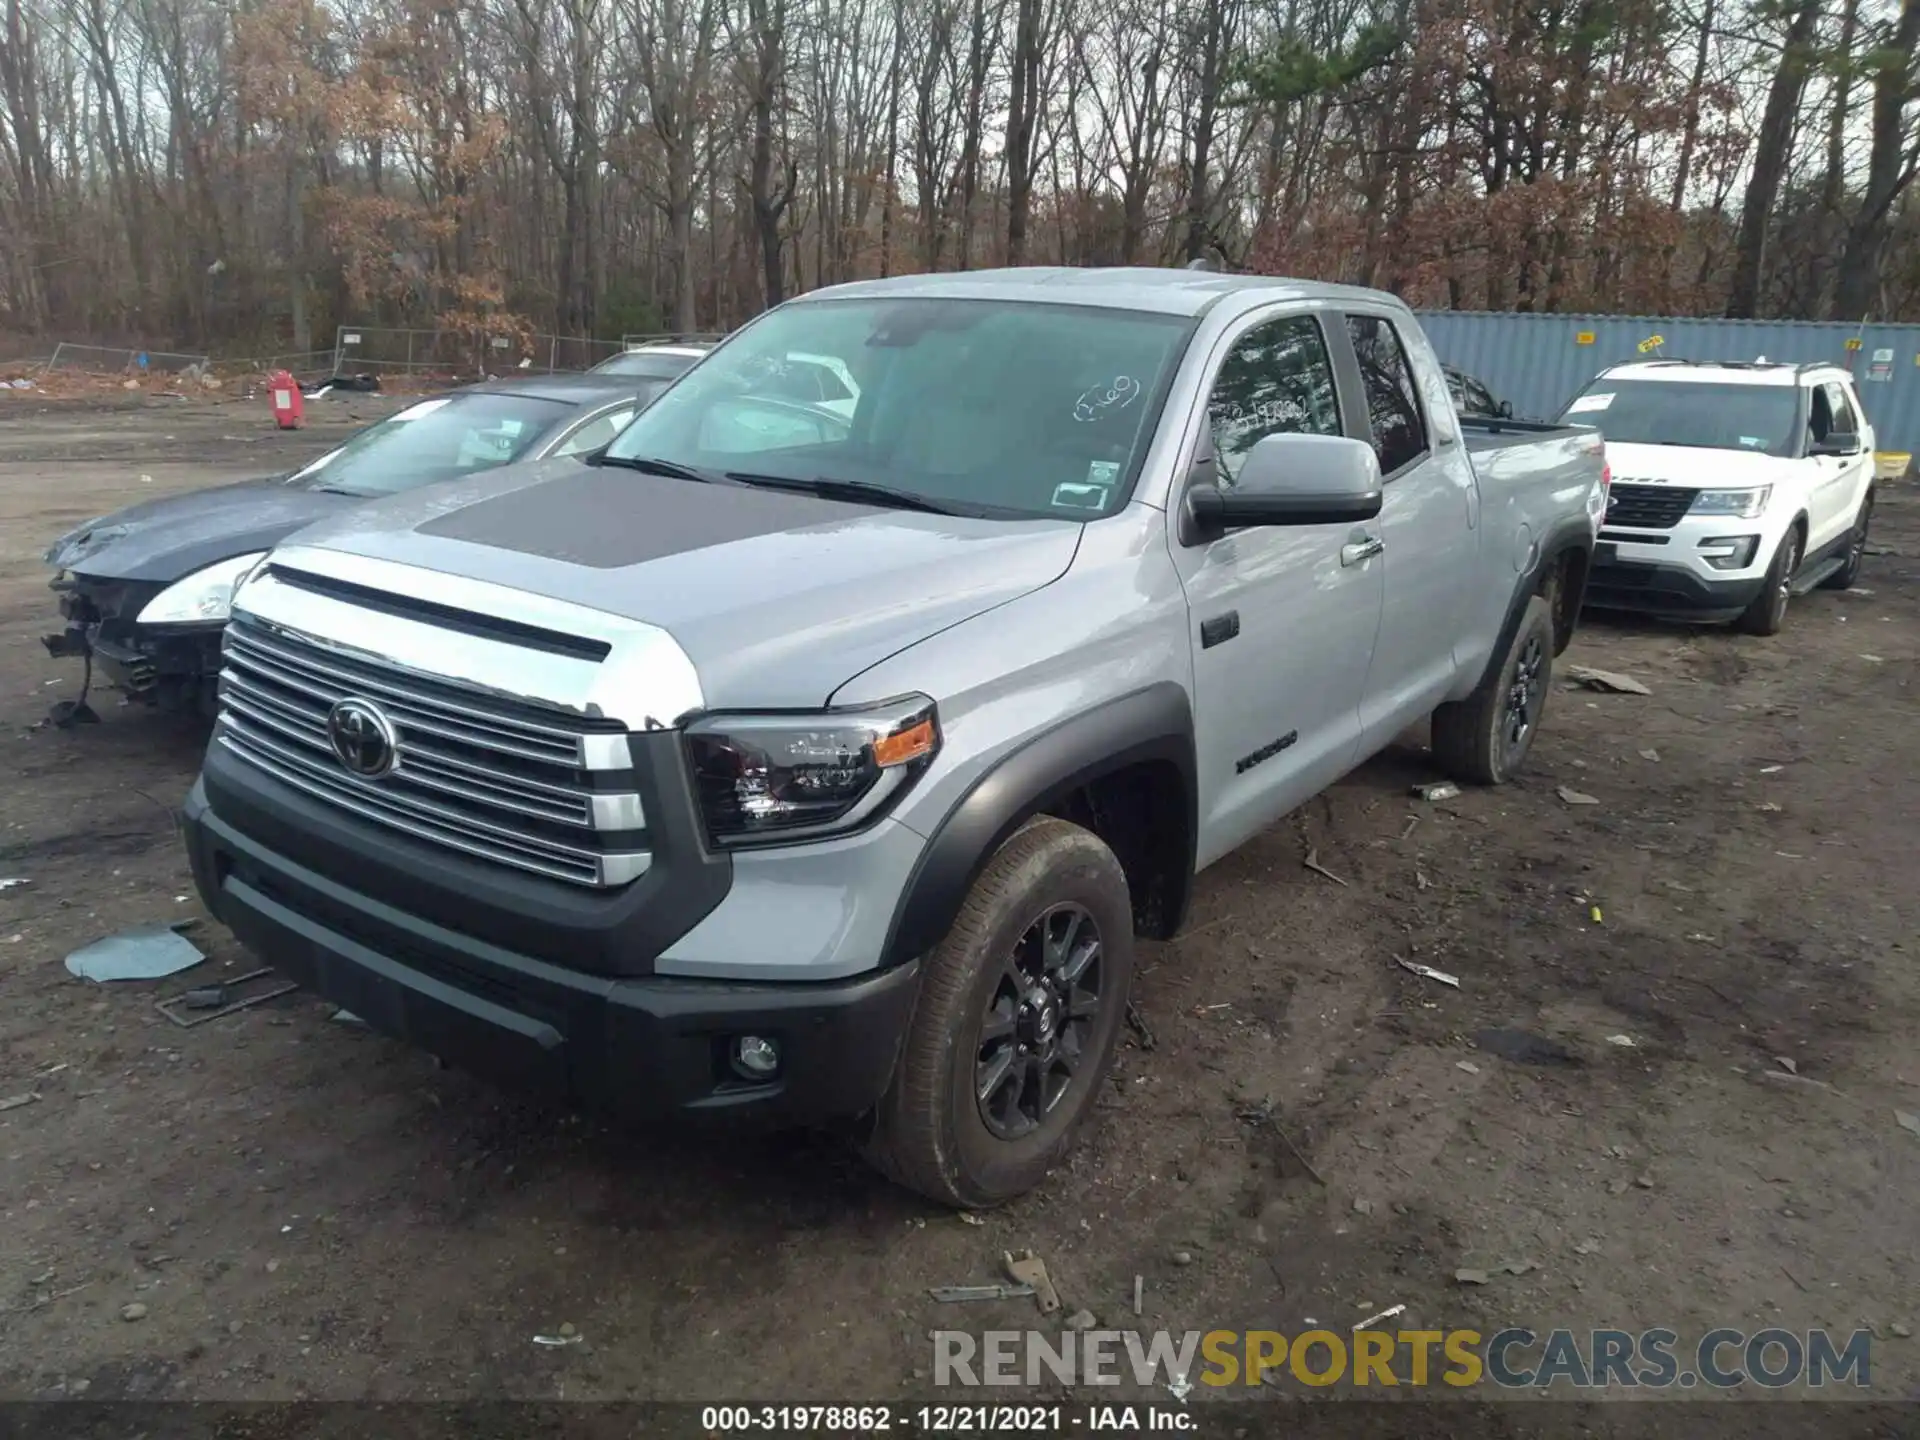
[[42, 342, 211, 376], [331, 326, 651, 378]]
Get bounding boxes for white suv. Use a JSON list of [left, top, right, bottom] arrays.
[[1560, 359, 1877, 634]]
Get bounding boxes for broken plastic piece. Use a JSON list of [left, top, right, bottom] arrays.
[[0, 878, 30, 891], [156, 968, 296, 1027], [929, 1283, 1036, 1303], [1566, 666, 1651, 695], [1003, 1250, 1062, 1314], [65, 922, 203, 982], [1395, 957, 1460, 988], [1412, 781, 1460, 801]]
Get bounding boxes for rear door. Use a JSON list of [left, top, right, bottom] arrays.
[[1818, 380, 1874, 546], [1339, 311, 1479, 751], [1169, 308, 1385, 865]]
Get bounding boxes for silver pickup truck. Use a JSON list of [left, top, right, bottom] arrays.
[[182, 269, 1606, 1206]]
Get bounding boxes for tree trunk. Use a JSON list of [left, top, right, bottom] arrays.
[[1833, 0, 1920, 319], [1725, 0, 1823, 319]]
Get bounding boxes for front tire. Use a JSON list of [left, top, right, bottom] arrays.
[[865, 817, 1135, 1208], [1736, 526, 1801, 635], [1820, 489, 1874, 590], [1432, 594, 1555, 786]]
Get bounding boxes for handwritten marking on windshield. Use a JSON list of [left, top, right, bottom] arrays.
[[1073, 376, 1141, 422]]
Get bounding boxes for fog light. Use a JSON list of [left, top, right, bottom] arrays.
[[730, 1034, 781, 1081], [1698, 534, 1760, 571]]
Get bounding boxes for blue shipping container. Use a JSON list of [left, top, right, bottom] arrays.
[[1417, 310, 1920, 458]]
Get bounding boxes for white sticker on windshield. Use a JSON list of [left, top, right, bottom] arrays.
[[496, 419, 525, 437], [1086, 460, 1120, 487], [1052, 481, 1110, 512], [1567, 392, 1613, 414], [390, 397, 453, 423]]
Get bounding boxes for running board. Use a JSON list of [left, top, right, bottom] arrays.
[[1789, 556, 1845, 595]]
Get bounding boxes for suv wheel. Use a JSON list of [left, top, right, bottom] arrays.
[[1820, 490, 1874, 590], [1431, 593, 1555, 785], [1736, 526, 1801, 636], [865, 817, 1135, 1207]]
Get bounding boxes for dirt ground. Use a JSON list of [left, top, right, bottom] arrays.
[[1, 394, 1916, 1422]]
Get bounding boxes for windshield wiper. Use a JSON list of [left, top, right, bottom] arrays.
[[594, 453, 733, 484], [723, 472, 968, 516]]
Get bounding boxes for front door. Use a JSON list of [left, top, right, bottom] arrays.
[[1169, 309, 1386, 868], [1343, 312, 1480, 750], [1813, 381, 1873, 549]]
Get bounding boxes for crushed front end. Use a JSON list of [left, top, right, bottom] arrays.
[[43, 571, 224, 717]]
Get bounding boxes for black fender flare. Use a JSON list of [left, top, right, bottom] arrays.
[[879, 682, 1198, 969], [1474, 516, 1593, 694]]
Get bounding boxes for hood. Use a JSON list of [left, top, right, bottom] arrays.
[[45, 477, 353, 583], [1602, 441, 1795, 489], [283, 456, 1084, 708]]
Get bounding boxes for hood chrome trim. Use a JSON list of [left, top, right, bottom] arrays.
[[234, 544, 706, 730]]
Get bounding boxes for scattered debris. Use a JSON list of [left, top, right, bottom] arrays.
[[1412, 781, 1460, 802], [1064, 1309, 1098, 1332], [1859, 654, 1885, 664], [1455, 1260, 1537, 1285], [1760, 764, 1783, 774], [1773, 1056, 1797, 1075], [1124, 1001, 1156, 1051], [1171, 1250, 1194, 1267], [1455, 1060, 1481, 1075], [1590, 904, 1604, 923], [931, 1282, 1035, 1304], [1634, 1172, 1655, 1190], [65, 921, 204, 982], [1354, 1304, 1405, 1330], [1395, 957, 1460, 988], [1897, 1111, 1920, 1140], [1352, 1198, 1375, 1217], [0, 877, 29, 891], [1133, 1275, 1143, 1316], [1473, 1027, 1581, 1067], [1759, 1069, 1841, 1094], [1003, 1251, 1062, 1314], [1758, 801, 1783, 812], [1557, 786, 1600, 806], [1573, 1240, 1601, 1256], [157, 968, 296, 1027], [1239, 1104, 1328, 1186], [0, 1093, 39, 1113], [532, 1333, 582, 1347], [1605, 1034, 1637, 1048], [331, 1008, 367, 1027], [1607, 1178, 1631, 1196], [957, 1212, 985, 1227], [1567, 666, 1651, 695], [1843, 588, 1875, 597], [1638, 748, 1660, 762], [1890, 1322, 1913, 1339], [1302, 847, 1350, 887], [120, 1303, 148, 1322], [1400, 815, 1419, 840]]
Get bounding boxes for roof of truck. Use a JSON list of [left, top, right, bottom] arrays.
[[798, 267, 1405, 318], [1596, 359, 1852, 387]]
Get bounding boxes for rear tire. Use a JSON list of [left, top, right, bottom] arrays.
[[1820, 489, 1874, 590], [865, 817, 1135, 1208], [1432, 594, 1555, 786], [1736, 526, 1801, 635]]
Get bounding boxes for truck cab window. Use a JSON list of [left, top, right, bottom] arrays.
[[1346, 315, 1428, 475], [1206, 315, 1340, 486]]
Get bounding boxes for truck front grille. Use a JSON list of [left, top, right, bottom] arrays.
[[215, 617, 649, 888], [1604, 482, 1698, 530]]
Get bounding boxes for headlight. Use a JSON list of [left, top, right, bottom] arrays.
[[135, 551, 270, 625], [1689, 486, 1772, 519], [685, 695, 939, 846]]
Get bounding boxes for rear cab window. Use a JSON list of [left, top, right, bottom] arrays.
[[1345, 315, 1430, 476]]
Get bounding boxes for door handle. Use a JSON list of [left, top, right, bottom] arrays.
[[1341, 535, 1385, 567]]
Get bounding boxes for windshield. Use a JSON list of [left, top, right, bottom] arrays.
[[285, 392, 573, 496], [1560, 379, 1801, 456], [602, 298, 1194, 519], [591, 349, 706, 379]]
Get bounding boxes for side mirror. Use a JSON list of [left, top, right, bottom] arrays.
[[1186, 432, 1383, 534], [1810, 429, 1860, 457], [1496, 399, 1514, 419]]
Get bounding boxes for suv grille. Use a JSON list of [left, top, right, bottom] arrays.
[[215, 617, 648, 887], [1604, 482, 1698, 530]]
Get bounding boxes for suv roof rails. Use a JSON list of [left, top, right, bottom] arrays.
[[1619, 357, 1835, 374]]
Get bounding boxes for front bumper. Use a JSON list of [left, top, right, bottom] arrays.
[[43, 575, 223, 706], [182, 779, 921, 1123], [1585, 547, 1767, 622]]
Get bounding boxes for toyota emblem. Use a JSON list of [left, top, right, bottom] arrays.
[[326, 697, 400, 778]]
